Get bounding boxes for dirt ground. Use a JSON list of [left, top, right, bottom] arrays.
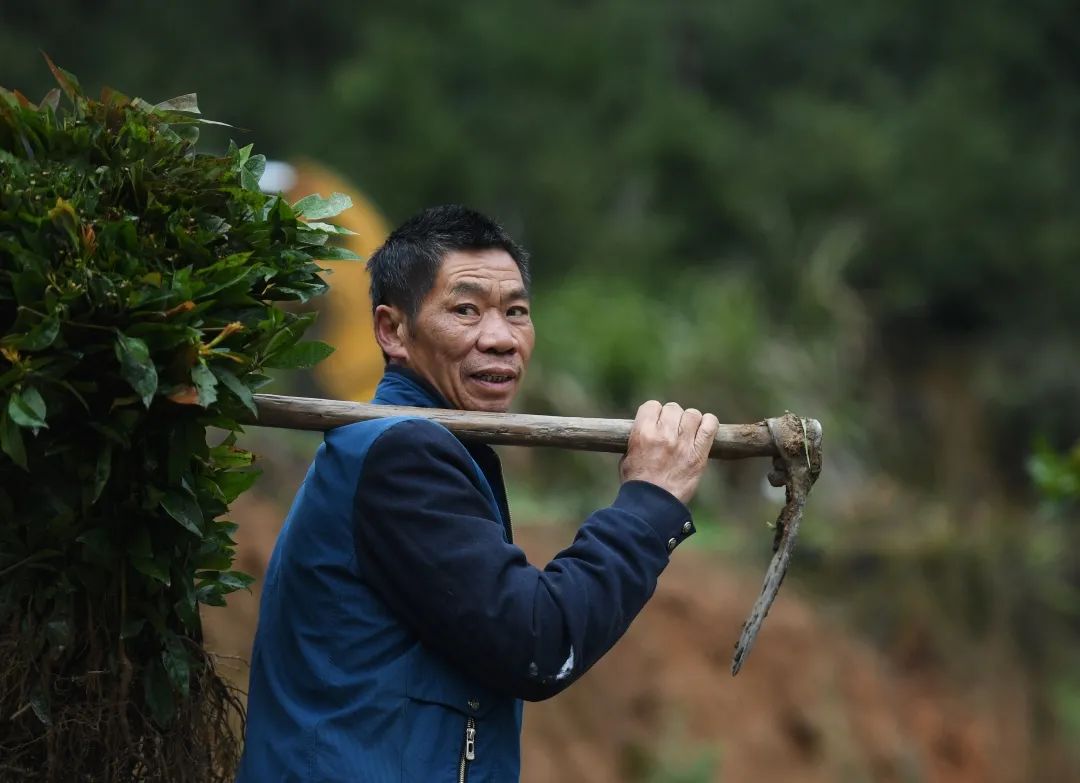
[[203, 493, 1067, 782]]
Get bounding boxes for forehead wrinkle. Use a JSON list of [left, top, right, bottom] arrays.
[[447, 278, 529, 302], [448, 280, 489, 298]]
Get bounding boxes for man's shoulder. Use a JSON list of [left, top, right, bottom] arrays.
[[329, 415, 470, 469], [371, 416, 464, 453]]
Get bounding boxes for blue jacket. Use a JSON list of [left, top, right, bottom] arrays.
[[238, 367, 695, 782]]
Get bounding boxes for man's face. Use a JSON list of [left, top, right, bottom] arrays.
[[398, 248, 534, 412]]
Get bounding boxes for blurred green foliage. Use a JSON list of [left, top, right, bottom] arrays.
[[1030, 439, 1080, 743], [3, 0, 1076, 465]]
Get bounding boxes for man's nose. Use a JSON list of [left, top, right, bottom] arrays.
[[476, 313, 516, 354]]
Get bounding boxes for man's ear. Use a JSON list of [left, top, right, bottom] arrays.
[[373, 304, 410, 363]]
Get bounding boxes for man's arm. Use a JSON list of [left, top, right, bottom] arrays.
[[352, 417, 693, 701]]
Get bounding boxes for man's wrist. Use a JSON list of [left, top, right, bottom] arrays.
[[613, 480, 696, 554]]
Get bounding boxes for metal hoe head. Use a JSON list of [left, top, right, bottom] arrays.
[[731, 412, 823, 675]]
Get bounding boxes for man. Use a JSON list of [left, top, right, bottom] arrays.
[[238, 205, 719, 782]]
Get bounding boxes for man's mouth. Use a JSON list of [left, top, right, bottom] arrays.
[[470, 370, 517, 387]]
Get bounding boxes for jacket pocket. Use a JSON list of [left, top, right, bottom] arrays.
[[402, 651, 496, 781], [405, 653, 496, 719]]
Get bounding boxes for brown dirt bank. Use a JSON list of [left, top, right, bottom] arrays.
[[203, 494, 1065, 782]]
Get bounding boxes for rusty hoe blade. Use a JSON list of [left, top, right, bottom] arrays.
[[731, 413, 823, 675]]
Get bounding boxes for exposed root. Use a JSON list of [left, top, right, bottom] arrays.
[[0, 622, 245, 783]]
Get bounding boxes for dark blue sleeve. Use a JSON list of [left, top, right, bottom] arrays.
[[352, 418, 695, 701]]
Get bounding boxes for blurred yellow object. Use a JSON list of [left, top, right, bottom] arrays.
[[281, 160, 389, 401]]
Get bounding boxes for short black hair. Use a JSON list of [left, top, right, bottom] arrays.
[[366, 204, 531, 323]]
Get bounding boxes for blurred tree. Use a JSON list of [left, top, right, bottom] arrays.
[[2, 0, 1078, 473]]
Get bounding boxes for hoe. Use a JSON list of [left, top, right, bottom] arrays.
[[252, 394, 823, 675]]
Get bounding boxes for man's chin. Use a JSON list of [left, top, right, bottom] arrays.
[[463, 389, 518, 413], [464, 397, 514, 414], [461, 378, 519, 413]]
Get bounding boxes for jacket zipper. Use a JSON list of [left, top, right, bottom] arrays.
[[493, 460, 513, 544], [458, 717, 476, 783], [503, 497, 514, 544]]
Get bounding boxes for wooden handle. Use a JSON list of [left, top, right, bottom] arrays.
[[251, 394, 790, 460]]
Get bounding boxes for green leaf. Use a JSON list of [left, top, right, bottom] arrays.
[[143, 658, 175, 727], [195, 581, 227, 607], [262, 311, 317, 357], [11, 270, 46, 305], [195, 547, 234, 572], [42, 52, 81, 99], [208, 442, 254, 469], [263, 340, 335, 369], [292, 192, 352, 220], [8, 386, 47, 429], [131, 555, 171, 586], [45, 618, 72, 659], [160, 489, 204, 535], [39, 87, 60, 112], [76, 528, 114, 566], [161, 632, 191, 697], [17, 314, 60, 350], [90, 442, 112, 503], [114, 333, 158, 407], [301, 221, 357, 236], [232, 141, 252, 166], [214, 469, 260, 503], [174, 574, 200, 631], [214, 367, 257, 416], [241, 153, 267, 192], [154, 93, 200, 114], [167, 417, 205, 483], [0, 408, 27, 470], [315, 244, 363, 261], [246, 372, 275, 390], [29, 687, 51, 727], [172, 123, 200, 145], [296, 227, 330, 246], [217, 570, 255, 592], [191, 361, 218, 407]]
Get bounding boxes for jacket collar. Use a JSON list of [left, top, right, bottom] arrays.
[[372, 365, 453, 409], [371, 365, 511, 533]]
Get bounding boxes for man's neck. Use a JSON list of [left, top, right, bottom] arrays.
[[383, 364, 453, 409]]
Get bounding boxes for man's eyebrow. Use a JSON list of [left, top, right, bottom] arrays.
[[448, 281, 488, 298], [448, 281, 530, 301]]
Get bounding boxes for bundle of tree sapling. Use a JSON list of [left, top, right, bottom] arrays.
[[0, 57, 356, 782]]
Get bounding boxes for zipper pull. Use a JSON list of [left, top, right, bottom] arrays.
[[465, 723, 477, 761]]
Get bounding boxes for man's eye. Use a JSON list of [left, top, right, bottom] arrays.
[[455, 304, 478, 316], [508, 306, 530, 317]]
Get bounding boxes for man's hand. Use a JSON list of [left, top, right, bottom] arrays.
[[620, 401, 719, 504]]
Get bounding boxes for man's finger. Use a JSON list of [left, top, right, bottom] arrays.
[[694, 412, 720, 454], [658, 401, 683, 436], [633, 400, 663, 430], [679, 407, 703, 437]]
